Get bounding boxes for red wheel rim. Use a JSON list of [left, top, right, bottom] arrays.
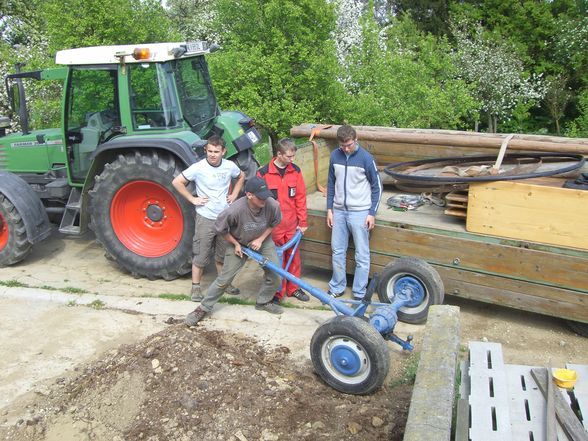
[[110, 180, 184, 258], [0, 211, 8, 250]]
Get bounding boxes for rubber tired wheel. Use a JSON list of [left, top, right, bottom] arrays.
[[566, 320, 588, 338], [89, 150, 194, 280], [310, 316, 390, 395], [0, 193, 32, 266], [377, 257, 444, 324]]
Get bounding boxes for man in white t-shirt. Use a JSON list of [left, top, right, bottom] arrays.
[[172, 135, 245, 300]]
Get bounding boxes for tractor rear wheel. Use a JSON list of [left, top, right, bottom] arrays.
[[0, 193, 32, 266], [310, 316, 389, 395], [89, 150, 193, 280]]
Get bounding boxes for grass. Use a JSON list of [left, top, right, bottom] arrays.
[[0, 279, 29, 288], [390, 352, 421, 388], [66, 300, 78, 307], [1, 277, 331, 312], [89, 299, 106, 309], [63, 287, 89, 294], [157, 293, 189, 301]]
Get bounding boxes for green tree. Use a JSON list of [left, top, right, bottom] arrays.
[[452, 21, 545, 133], [388, 0, 451, 35], [41, 0, 178, 52], [166, 0, 218, 42], [208, 0, 345, 144], [342, 15, 478, 129], [568, 88, 588, 137]]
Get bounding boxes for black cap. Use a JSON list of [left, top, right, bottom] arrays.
[[245, 177, 272, 200]]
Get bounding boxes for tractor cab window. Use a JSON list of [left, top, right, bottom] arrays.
[[174, 56, 219, 136], [66, 67, 120, 181], [129, 63, 181, 130]]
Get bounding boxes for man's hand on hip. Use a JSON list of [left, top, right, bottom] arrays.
[[365, 214, 375, 230]]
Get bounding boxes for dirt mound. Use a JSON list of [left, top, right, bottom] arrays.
[[2, 323, 411, 441]]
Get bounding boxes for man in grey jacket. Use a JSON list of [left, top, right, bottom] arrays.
[[326, 125, 382, 300]]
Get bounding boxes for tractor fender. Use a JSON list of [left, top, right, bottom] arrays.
[[93, 137, 198, 168], [0, 171, 52, 244]]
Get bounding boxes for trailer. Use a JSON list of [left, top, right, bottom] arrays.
[[289, 124, 588, 335]]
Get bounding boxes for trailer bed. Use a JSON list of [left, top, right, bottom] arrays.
[[293, 135, 588, 327]]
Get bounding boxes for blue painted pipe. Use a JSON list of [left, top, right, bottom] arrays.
[[242, 245, 356, 316], [242, 233, 415, 350]]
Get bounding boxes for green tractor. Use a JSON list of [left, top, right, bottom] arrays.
[[0, 41, 265, 279]]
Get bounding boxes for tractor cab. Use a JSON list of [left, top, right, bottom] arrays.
[[57, 42, 230, 182]]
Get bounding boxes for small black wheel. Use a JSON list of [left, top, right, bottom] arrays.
[[377, 257, 444, 324], [566, 320, 588, 337], [310, 316, 390, 395], [0, 193, 32, 266]]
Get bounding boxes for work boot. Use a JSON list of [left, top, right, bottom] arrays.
[[255, 302, 283, 315], [328, 290, 344, 298], [190, 284, 203, 302], [185, 306, 208, 326], [224, 284, 240, 295], [291, 289, 310, 302]]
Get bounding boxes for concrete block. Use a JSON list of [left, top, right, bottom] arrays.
[[403, 305, 461, 441]]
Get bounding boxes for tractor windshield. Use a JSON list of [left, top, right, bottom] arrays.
[[173, 56, 219, 135]]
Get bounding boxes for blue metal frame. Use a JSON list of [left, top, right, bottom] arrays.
[[242, 231, 415, 351]]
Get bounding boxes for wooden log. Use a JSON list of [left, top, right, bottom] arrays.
[[291, 124, 588, 154]]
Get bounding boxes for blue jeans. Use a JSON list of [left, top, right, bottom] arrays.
[[328, 208, 371, 298]]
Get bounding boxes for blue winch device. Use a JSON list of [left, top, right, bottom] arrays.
[[242, 231, 425, 395]]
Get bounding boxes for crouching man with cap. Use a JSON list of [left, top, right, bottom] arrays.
[[186, 177, 283, 325]]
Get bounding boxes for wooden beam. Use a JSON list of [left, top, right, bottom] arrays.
[[531, 368, 588, 441]]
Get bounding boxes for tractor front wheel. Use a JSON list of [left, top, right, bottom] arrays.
[[310, 316, 389, 395], [0, 193, 32, 266], [89, 150, 193, 280]]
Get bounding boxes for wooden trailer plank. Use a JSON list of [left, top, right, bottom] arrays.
[[567, 364, 588, 430], [531, 368, 588, 441], [304, 212, 588, 293], [300, 241, 588, 322]]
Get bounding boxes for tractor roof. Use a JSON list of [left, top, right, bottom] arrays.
[[55, 41, 211, 65]]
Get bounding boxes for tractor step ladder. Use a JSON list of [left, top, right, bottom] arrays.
[[58, 187, 84, 235]]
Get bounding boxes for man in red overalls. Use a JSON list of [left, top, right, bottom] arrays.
[[258, 138, 309, 302]]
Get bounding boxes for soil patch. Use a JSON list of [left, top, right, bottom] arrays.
[[1, 324, 411, 441]]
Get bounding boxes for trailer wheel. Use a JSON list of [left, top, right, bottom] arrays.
[[566, 320, 588, 338], [377, 257, 444, 324], [89, 150, 193, 280], [0, 193, 32, 266], [310, 316, 389, 395]]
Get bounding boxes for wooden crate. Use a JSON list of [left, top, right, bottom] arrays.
[[467, 181, 588, 250]]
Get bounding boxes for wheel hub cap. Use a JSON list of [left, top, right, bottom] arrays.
[[394, 276, 426, 307], [331, 345, 361, 376], [146, 204, 164, 222], [110, 180, 184, 258]]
